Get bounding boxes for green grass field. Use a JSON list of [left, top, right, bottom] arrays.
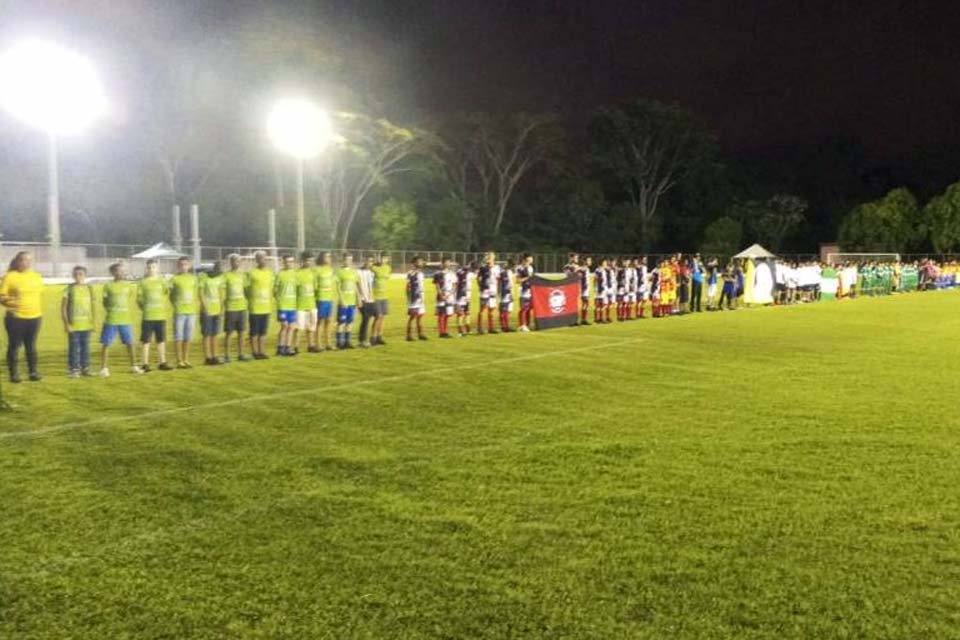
[[2, 284, 959, 639]]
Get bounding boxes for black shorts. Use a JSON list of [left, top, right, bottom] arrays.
[[249, 313, 270, 337], [375, 299, 388, 316], [201, 313, 222, 337], [141, 320, 166, 344], [225, 310, 246, 333]]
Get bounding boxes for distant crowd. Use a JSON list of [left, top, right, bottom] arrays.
[[0, 249, 956, 385]]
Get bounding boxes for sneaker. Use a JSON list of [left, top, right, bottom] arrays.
[[519, 325, 531, 332], [9, 374, 22, 384], [28, 372, 41, 382], [360, 341, 371, 349], [238, 354, 252, 362], [222, 356, 232, 364], [204, 358, 217, 366], [182, 362, 193, 369], [141, 364, 152, 373], [81, 368, 94, 377], [158, 362, 174, 371], [98, 367, 110, 378], [131, 366, 144, 375], [418, 335, 428, 341], [487, 330, 499, 335], [254, 353, 269, 360], [406, 336, 414, 342], [68, 370, 80, 379]]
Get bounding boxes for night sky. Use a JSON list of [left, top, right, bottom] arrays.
[[7, 0, 960, 153]]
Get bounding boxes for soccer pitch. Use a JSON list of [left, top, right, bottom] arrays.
[[2, 285, 959, 639]]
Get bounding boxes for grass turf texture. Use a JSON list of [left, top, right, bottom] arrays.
[[1, 284, 959, 639]]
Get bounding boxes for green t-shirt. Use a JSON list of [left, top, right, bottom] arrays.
[[314, 265, 335, 302], [275, 269, 298, 311], [371, 264, 391, 300], [170, 273, 199, 315], [247, 267, 275, 315], [336, 267, 359, 306], [223, 271, 248, 312], [138, 275, 169, 321], [296, 268, 316, 311], [103, 281, 135, 326], [63, 283, 94, 332], [199, 273, 224, 316]]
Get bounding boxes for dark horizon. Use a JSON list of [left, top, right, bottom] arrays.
[[6, 0, 960, 155]]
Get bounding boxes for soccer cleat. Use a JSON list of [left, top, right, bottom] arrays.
[[98, 367, 110, 378], [131, 366, 144, 375], [141, 364, 152, 373], [68, 370, 80, 379], [81, 368, 93, 377], [418, 334, 428, 341], [9, 374, 22, 384], [519, 325, 531, 332], [28, 372, 41, 382], [238, 354, 252, 362], [407, 336, 414, 342], [158, 362, 174, 371]]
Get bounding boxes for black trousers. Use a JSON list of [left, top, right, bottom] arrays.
[[5, 314, 41, 377], [359, 302, 378, 343], [691, 281, 702, 312]]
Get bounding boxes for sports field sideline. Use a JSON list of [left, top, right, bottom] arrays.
[[1, 286, 959, 638]]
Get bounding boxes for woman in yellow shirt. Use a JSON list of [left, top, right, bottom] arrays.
[[0, 251, 44, 383]]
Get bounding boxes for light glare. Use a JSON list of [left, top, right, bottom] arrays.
[[267, 97, 332, 159], [0, 40, 107, 135]]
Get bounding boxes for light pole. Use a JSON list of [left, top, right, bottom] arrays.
[[0, 40, 107, 278], [267, 97, 331, 253]]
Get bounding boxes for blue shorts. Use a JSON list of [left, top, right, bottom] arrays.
[[317, 300, 334, 320], [277, 309, 297, 325], [101, 324, 133, 347], [173, 314, 196, 342], [337, 305, 356, 325]]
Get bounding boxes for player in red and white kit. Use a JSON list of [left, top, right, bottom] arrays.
[[516, 253, 535, 332], [635, 256, 649, 318], [405, 256, 427, 341], [498, 259, 516, 332], [432, 257, 457, 338], [455, 261, 475, 336], [594, 258, 609, 324], [476, 252, 500, 335], [623, 258, 638, 320]]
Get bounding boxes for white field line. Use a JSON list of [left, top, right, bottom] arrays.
[[0, 337, 643, 441]]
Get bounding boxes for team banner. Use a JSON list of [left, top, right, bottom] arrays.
[[820, 267, 838, 300], [531, 274, 580, 330]]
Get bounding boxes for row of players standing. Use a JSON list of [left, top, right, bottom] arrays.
[[563, 253, 743, 322], [405, 252, 537, 339]]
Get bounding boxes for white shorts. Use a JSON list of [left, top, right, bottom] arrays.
[[481, 296, 497, 310], [297, 309, 318, 331]]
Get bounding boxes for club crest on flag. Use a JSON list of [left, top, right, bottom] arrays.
[[549, 288, 567, 314]]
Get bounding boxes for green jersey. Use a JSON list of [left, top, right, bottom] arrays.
[[314, 265, 335, 302], [170, 273, 199, 315], [63, 283, 94, 332], [336, 267, 359, 306], [372, 264, 391, 300], [275, 269, 298, 311], [296, 268, 316, 311], [223, 271, 248, 312], [199, 273, 224, 316], [247, 267, 275, 315], [103, 280, 135, 325], [138, 275, 169, 321]]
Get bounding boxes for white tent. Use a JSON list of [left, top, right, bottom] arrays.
[[733, 244, 776, 304], [130, 243, 183, 259], [733, 243, 776, 259]]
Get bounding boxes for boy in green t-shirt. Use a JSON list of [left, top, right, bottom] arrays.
[[170, 256, 199, 368], [313, 251, 336, 351], [274, 254, 298, 356], [296, 252, 320, 353], [138, 259, 173, 372], [371, 252, 392, 346], [99, 262, 143, 376], [222, 253, 251, 363], [335, 253, 361, 349], [246, 251, 275, 360], [199, 261, 225, 366], [61, 265, 96, 377]]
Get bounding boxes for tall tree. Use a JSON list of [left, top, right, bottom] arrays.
[[920, 181, 960, 253], [311, 113, 429, 249], [839, 188, 920, 252], [590, 99, 717, 250], [750, 194, 807, 251]]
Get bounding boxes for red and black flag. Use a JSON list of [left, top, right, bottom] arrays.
[[531, 274, 580, 330]]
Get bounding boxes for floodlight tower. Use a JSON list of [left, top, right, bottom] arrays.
[[267, 97, 332, 253], [0, 40, 107, 277]]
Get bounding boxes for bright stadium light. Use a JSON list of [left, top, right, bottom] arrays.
[[0, 40, 108, 277], [268, 98, 333, 252]]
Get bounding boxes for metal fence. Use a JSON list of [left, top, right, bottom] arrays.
[[2, 240, 956, 279]]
